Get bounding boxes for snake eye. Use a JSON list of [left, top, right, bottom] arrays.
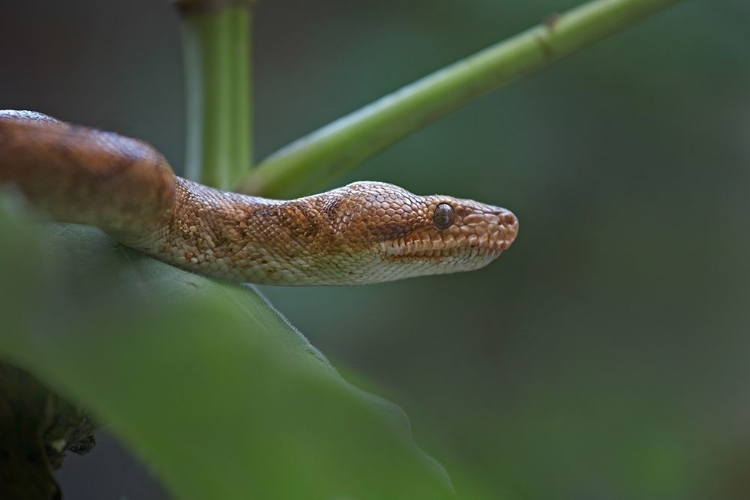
[[433, 203, 455, 230]]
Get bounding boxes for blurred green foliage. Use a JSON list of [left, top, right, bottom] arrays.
[[0, 203, 455, 499], [1, 0, 749, 499]]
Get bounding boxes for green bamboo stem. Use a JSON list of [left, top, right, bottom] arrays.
[[241, 0, 685, 199], [177, 0, 253, 189]]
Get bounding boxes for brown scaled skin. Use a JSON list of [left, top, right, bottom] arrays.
[[0, 111, 518, 285]]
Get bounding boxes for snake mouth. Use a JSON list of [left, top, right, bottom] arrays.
[[386, 240, 508, 259]]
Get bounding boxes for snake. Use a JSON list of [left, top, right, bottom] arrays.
[[0, 110, 518, 285]]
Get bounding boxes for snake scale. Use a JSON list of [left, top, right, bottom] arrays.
[[0, 110, 518, 285]]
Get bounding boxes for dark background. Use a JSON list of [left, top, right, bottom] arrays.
[[2, 0, 749, 498]]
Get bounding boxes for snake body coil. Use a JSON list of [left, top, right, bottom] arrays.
[[0, 111, 518, 285]]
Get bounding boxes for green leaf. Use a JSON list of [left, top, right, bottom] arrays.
[[0, 201, 454, 500]]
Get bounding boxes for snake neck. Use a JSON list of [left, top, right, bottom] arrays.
[[141, 178, 368, 285]]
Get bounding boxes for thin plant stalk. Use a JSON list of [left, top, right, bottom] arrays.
[[240, 0, 685, 199], [177, 0, 253, 189]]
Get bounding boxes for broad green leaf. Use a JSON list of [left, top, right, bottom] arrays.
[[0, 200, 454, 500]]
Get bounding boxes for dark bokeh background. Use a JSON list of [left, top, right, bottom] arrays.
[[2, 0, 749, 498]]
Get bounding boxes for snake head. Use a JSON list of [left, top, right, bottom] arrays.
[[328, 182, 518, 283]]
